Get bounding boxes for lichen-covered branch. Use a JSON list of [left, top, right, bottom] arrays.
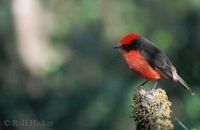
[[132, 88, 174, 130]]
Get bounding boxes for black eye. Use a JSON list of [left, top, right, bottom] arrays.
[[124, 45, 129, 49], [122, 45, 130, 50]]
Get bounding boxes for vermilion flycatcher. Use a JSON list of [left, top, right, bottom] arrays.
[[113, 33, 194, 95]]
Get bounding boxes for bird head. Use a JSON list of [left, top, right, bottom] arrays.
[[113, 33, 140, 50]]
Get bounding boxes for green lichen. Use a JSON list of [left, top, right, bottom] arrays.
[[132, 88, 174, 130]]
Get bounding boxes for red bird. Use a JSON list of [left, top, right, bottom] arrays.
[[113, 33, 194, 95]]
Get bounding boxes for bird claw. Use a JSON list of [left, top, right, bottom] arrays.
[[140, 85, 144, 89]]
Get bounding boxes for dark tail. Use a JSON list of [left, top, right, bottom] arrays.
[[175, 74, 195, 95]]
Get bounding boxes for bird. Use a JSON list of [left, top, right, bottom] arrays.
[[113, 33, 195, 95]]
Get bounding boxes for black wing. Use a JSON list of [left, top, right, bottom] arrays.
[[135, 37, 175, 80], [134, 38, 195, 94]]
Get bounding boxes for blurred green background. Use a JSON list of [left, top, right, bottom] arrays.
[[0, 0, 200, 130]]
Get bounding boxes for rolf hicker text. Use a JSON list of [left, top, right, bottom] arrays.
[[4, 120, 53, 127]]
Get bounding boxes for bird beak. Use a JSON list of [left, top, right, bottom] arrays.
[[112, 45, 121, 49]]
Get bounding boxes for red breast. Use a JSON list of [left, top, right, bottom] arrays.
[[122, 50, 161, 80]]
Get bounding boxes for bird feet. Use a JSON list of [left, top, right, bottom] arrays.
[[138, 80, 148, 89], [150, 81, 158, 93], [137, 80, 158, 92], [152, 81, 158, 89]]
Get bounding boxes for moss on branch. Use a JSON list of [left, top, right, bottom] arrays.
[[132, 88, 174, 130]]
